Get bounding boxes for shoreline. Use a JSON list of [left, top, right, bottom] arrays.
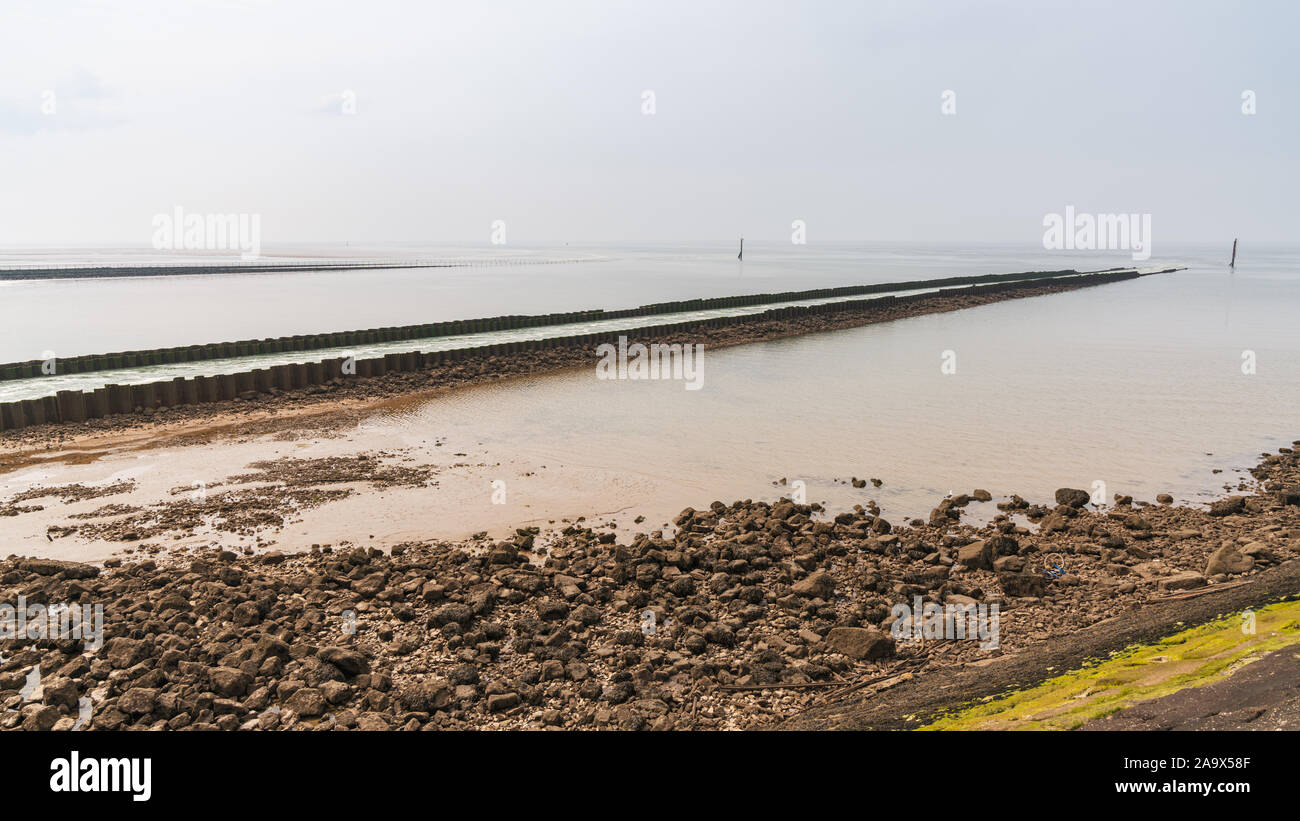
[[2, 430, 1296, 730], [4, 263, 1290, 732]]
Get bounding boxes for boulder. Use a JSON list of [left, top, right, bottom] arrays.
[[320, 680, 354, 705], [1241, 541, 1275, 562], [993, 555, 1025, 573], [117, 687, 158, 716], [1159, 571, 1207, 591], [397, 679, 451, 713], [1054, 488, 1091, 508], [103, 637, 148, 669], [1275, 487, 1300, 506], [956, 540, 992, 570], [997, 572, 1046, 598], [487, 692, 521, 712], [232, 601, 261, 626], [42, 676, 79, 712], [356, 713, 391, 731], [824, 626, 895, 661], [22, 705, 61, 731], [284, 687, 327, 717], [987, 534, 1019, 556], [318, 646, 369, 676], [1208, 496, 1246, 517], [1039, 513, 1070, 534], [16, 558, 99, 579], [792, 570, 835, 599], [209, 667, 252, 698], [351, 571, 388, 597], [1122, 514, 1151, 530], [1205, 543, 1254, 576]]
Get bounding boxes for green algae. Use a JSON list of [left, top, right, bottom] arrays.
[[918, 597, 1300, 731]]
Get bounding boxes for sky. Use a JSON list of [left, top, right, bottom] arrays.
[[0, 0, 1295, 246]]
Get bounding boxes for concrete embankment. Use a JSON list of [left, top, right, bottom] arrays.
[[0, 268, 1162, 433]]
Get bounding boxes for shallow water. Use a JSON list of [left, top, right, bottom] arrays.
[[0, 240, 1197, 362], [0, 283, 956, 402], [389, 253, 1299, 523], [1, 241, 1296, 561]]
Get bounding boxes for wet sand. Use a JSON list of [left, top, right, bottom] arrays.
[[2, 431, 1296, 731]]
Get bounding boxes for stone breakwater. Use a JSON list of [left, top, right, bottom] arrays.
[[0, 269, 1154, 440], [2, 438, 1296, 731]]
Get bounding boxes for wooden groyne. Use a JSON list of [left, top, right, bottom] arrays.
[[0, 267, 1109, 383], [0, 269, 1162, 432]]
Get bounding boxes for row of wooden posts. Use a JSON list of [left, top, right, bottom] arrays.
[[0, 269, 1085, 382], [0, 271, 1135, 432]]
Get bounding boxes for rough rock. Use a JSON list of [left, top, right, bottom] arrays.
[[824, 626, 896, 661], [1054, 488, 1091, 508]]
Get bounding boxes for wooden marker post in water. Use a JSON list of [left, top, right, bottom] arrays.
[[1230, 238, 1238, 268], [738, 237, 743, 261]]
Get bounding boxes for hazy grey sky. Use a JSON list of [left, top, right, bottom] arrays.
[[1, 0, 1294, 245]]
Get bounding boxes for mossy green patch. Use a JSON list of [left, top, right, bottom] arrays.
[[918, 597, 1300, 731]]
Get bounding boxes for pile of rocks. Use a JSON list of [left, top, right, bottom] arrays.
[[3, 443, 1298, 731]]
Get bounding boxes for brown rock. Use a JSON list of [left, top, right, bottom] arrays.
[[320, 680, 354, 705], [104, 637, 148, 669], [1054, 488, 1091, 508], [319, 646, 369, 676], [117, 687, 158, 716], [209, 667, 253, 698], [17, 558, 100, 578], [284, 687, 327, 717], [957, 540, 992, 570], [1208, 496, 1246, 517], [792, 570, 834, 599], [1205, 543, 1253, 576], [997, 572, 1046, 598], [397, 679, 451, 712], [487, 692, 521, 712], [1159, 571, 1207, 591], [823, 626, 895, 661], [42, 677, 79, 712], [356, 712, 391, 731], [22, 705, 61, 731]]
